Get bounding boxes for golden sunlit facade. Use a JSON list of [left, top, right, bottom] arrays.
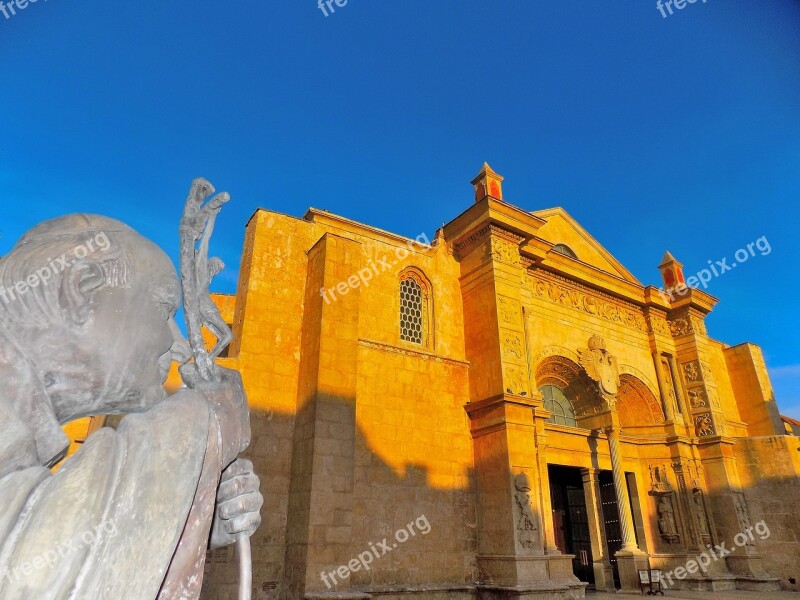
[[73, 165, 800, 599]]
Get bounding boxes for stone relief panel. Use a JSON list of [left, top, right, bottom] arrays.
[[669, 316, 693, 338], [498, 296, 521, 327], [694, 413, 715, 437], [489, 236, 522, 267], [689, 313, 708, 337], [504, 364, 530, 396], [501, 331, 525, 362], [701, 362, 715, 386], [668, 309, 708, 338], [688, 389, 708, 409], [683, 360, 701, 385]]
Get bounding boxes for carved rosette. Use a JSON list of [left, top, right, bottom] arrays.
[[669, 317, 692, 338]]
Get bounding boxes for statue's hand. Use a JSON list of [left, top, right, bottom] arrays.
[[209, 458, 263, 549], [179, 364, 251, 465]]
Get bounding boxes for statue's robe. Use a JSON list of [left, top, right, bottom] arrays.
[[0, 393, 223, 600]]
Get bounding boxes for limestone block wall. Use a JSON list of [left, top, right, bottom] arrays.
[[203, 210, 321, 599], [724, 343, 784, 437], [734, 434, 800, 586], [202, 209, 477, 598]]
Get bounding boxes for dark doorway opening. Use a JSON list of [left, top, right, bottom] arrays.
[[548, 465, 594, 585], [598, 470, 622, 589]]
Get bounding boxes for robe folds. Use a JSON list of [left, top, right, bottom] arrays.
[[0, 393, 223, 600]]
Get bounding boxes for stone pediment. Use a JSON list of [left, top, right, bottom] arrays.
[[531, 207, 641, 285]]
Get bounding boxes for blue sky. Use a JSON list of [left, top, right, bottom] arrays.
[[1, 1, 799, 417]]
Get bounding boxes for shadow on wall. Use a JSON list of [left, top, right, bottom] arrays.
[[199, 399, 481, 600]]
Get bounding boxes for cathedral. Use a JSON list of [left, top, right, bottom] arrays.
[[71, 165, 800, 599]]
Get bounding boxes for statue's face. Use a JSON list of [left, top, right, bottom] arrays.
[[63, 237, 191, 417]]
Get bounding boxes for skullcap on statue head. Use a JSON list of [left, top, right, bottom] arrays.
[[15, 214, 134, 246]]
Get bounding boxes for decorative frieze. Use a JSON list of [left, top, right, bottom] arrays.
[[528, 272, 648, 333], [648, 313, 672, 337]]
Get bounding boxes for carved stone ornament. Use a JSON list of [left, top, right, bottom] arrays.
[[529, 273, 648, 333], [489, 235, 522, 267], [578, 335, 619, 409], [683, 361, 701, 383], [669, 317, 692, 337], [694, 413, 715, 437], [689, 389, 708, 408], [649, 463, 673, 494]]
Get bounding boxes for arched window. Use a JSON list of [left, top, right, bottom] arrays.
[[540, 384, 577, 427], [552, 243, 578, 259], [399, 269, 431, 347]]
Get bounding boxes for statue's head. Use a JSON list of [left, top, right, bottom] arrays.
[[0, 214, 191, 464]]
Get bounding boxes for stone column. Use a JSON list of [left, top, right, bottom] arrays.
[[668, 355, 689, 422], [605, 426, 648, 593], [651, 351, 675, 422], [581, 468, 614, 592], [605, 427, 638, 553]]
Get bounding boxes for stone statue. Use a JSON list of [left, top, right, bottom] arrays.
[[513, 473, 539, 550], [693, 489, 710, 540], [657, 496, 679, 543], [733, 493, 754, 546], [0, 179, 262, 599], [578, 334, 619, 409]]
